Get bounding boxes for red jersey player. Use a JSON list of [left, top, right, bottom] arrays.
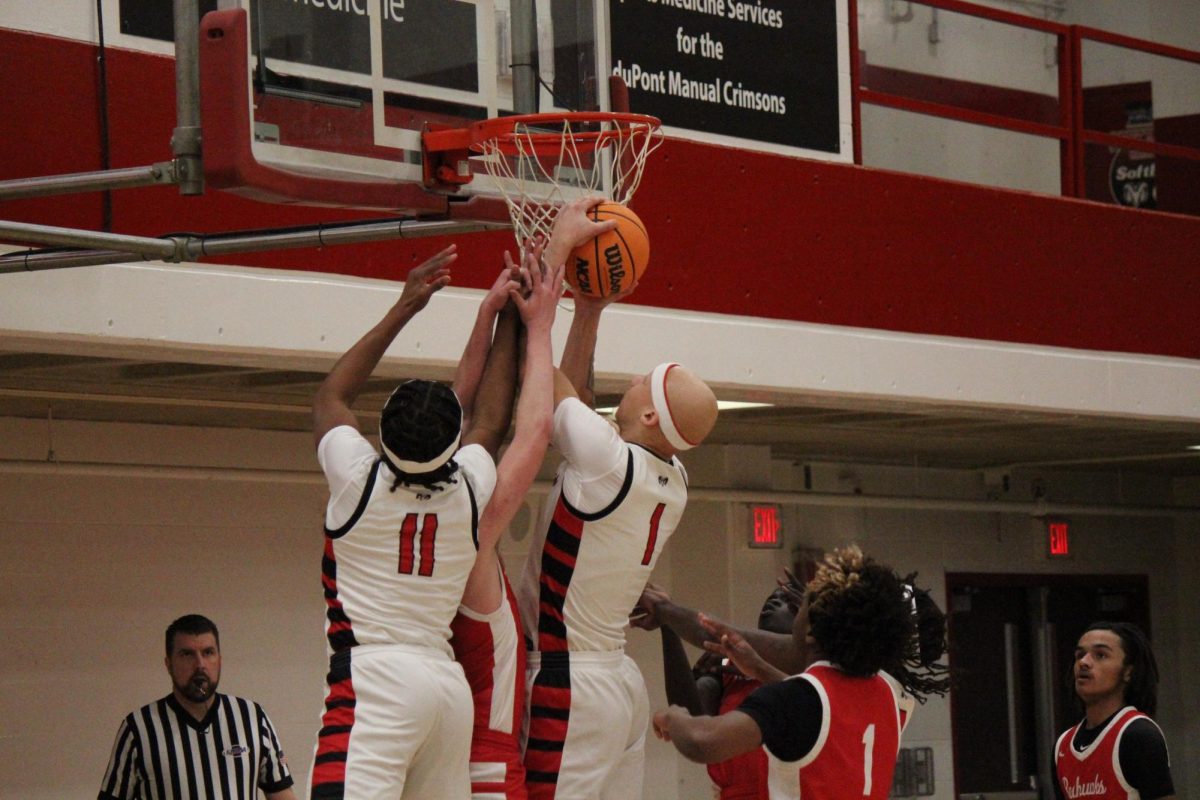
[[651, 546, 949, 800], [1053, 622, 1174, 800]]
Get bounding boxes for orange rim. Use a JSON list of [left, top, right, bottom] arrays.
[[466, 112, 661, 157]]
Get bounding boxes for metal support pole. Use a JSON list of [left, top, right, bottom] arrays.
[[1, 218, 508, 273], [0, 250, 155, 273], [510, 0, 538, 114], [0, 163, 177, 201], [0, 221, 178, 259], [182, 219, 508, 259], [172, 0, 204, 195]]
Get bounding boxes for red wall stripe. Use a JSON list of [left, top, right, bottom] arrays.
[[3, 28, 1198, 359]]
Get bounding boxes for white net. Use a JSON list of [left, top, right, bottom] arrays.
[[474, 114, 662, 251]]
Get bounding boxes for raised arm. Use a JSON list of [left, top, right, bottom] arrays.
[[313, 245, 455, 447], [459, 288, 521, 457], [634, 583, 810, 677], [460, 252, 564, 613], [454, 256, 522, 436], [543, 196, 621, 407]]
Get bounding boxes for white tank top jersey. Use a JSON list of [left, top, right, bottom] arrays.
[[518, 398, 688, 653], [318, 425, 497, 657]]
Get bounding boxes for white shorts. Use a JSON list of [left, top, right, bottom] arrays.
[[308, 643, 473, 800], [523, 651, 648, 800]]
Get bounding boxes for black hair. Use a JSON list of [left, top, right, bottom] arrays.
[[380, 380, 463, 491], [893, 574, 951, 702], [806, 547, 949, 703], [1080, 621, 1159, 715], [165, 614, 219, 657]]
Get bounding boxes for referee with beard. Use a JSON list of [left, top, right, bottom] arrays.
[[98, 615, 296, 799]]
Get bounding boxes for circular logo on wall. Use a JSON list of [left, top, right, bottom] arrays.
[[1109, 149, 1156, 209]]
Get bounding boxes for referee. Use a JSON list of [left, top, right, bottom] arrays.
[[98, 614, 297, 800]]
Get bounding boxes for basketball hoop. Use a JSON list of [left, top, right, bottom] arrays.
[[423, 112, 662, 249]]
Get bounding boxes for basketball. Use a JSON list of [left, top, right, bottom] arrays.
[[566, 202, 649, 298]]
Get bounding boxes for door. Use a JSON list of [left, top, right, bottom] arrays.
[[946, 574, 1149, 800]]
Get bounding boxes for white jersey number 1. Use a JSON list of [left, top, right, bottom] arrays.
[[861, 723, 876, 795]]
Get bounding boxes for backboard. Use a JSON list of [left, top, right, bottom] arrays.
[[200, 0, 609, 214]]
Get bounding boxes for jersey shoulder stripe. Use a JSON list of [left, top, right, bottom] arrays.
[[466, 474, 480, 549], [324, 458, 382, 539], [560, 449, 634, 521]]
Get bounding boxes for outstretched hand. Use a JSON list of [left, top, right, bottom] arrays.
[[652, 706, 687, 742], [510, 242, 564, 333], [482, 251, 524, 316], [398, 245, 456, 315], [778, 566, 808, 606], [629, 582, 671, 631], [699, 612, 784, 685], [691, 649, 731, 679], [545, 196, 617, 269], [778, 568, 813, 653]]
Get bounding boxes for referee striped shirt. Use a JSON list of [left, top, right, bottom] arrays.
[[99, 693, 293, 800]]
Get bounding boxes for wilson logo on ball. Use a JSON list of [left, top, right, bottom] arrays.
[[566, 202, 649, 298]]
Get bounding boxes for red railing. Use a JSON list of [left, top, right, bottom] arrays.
[[848, 0, 1200, 208]]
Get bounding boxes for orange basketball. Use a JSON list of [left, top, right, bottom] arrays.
[[566, 203, 649, 298]]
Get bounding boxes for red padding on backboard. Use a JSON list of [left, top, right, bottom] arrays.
[[198, 9, 447, 214]]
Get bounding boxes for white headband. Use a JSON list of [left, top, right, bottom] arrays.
[[380, 431, 460, 475], [378, 382, 462, 474], [650, 362, 697, 451]]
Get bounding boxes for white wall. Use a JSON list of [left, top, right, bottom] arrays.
[[2, 417, 1194, 799], [857, 0, 1200, 193]]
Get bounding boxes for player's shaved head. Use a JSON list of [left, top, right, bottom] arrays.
[[616, 362, 718, 457], [658, 364, 717, 449]]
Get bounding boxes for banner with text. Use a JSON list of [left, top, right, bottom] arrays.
[[609, 0, 844, 156]]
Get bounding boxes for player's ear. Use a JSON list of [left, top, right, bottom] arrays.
[[641, 407, 658, 428]]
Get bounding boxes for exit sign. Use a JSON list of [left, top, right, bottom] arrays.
[[1046, 519, 1071, 558], [748, 504, 783, 549]]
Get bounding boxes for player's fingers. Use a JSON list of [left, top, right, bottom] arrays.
[[547, 263, 565, 295], [418, 245, 457, 272]]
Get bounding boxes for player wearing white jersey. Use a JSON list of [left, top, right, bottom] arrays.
[[518, 248, 720, 799], [451, 203, 616, 800], [309, 244, 560, 800]]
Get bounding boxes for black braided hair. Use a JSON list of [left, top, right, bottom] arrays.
[[893, 573, 951, 703], [379, 379, 463, 492], [805, 546, 950, 703]]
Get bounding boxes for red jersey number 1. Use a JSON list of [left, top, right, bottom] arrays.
[[398, 513, 439, 576], [641, 503, 666, 566]]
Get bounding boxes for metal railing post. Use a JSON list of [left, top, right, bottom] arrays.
[[172, 0, 204, 195]]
